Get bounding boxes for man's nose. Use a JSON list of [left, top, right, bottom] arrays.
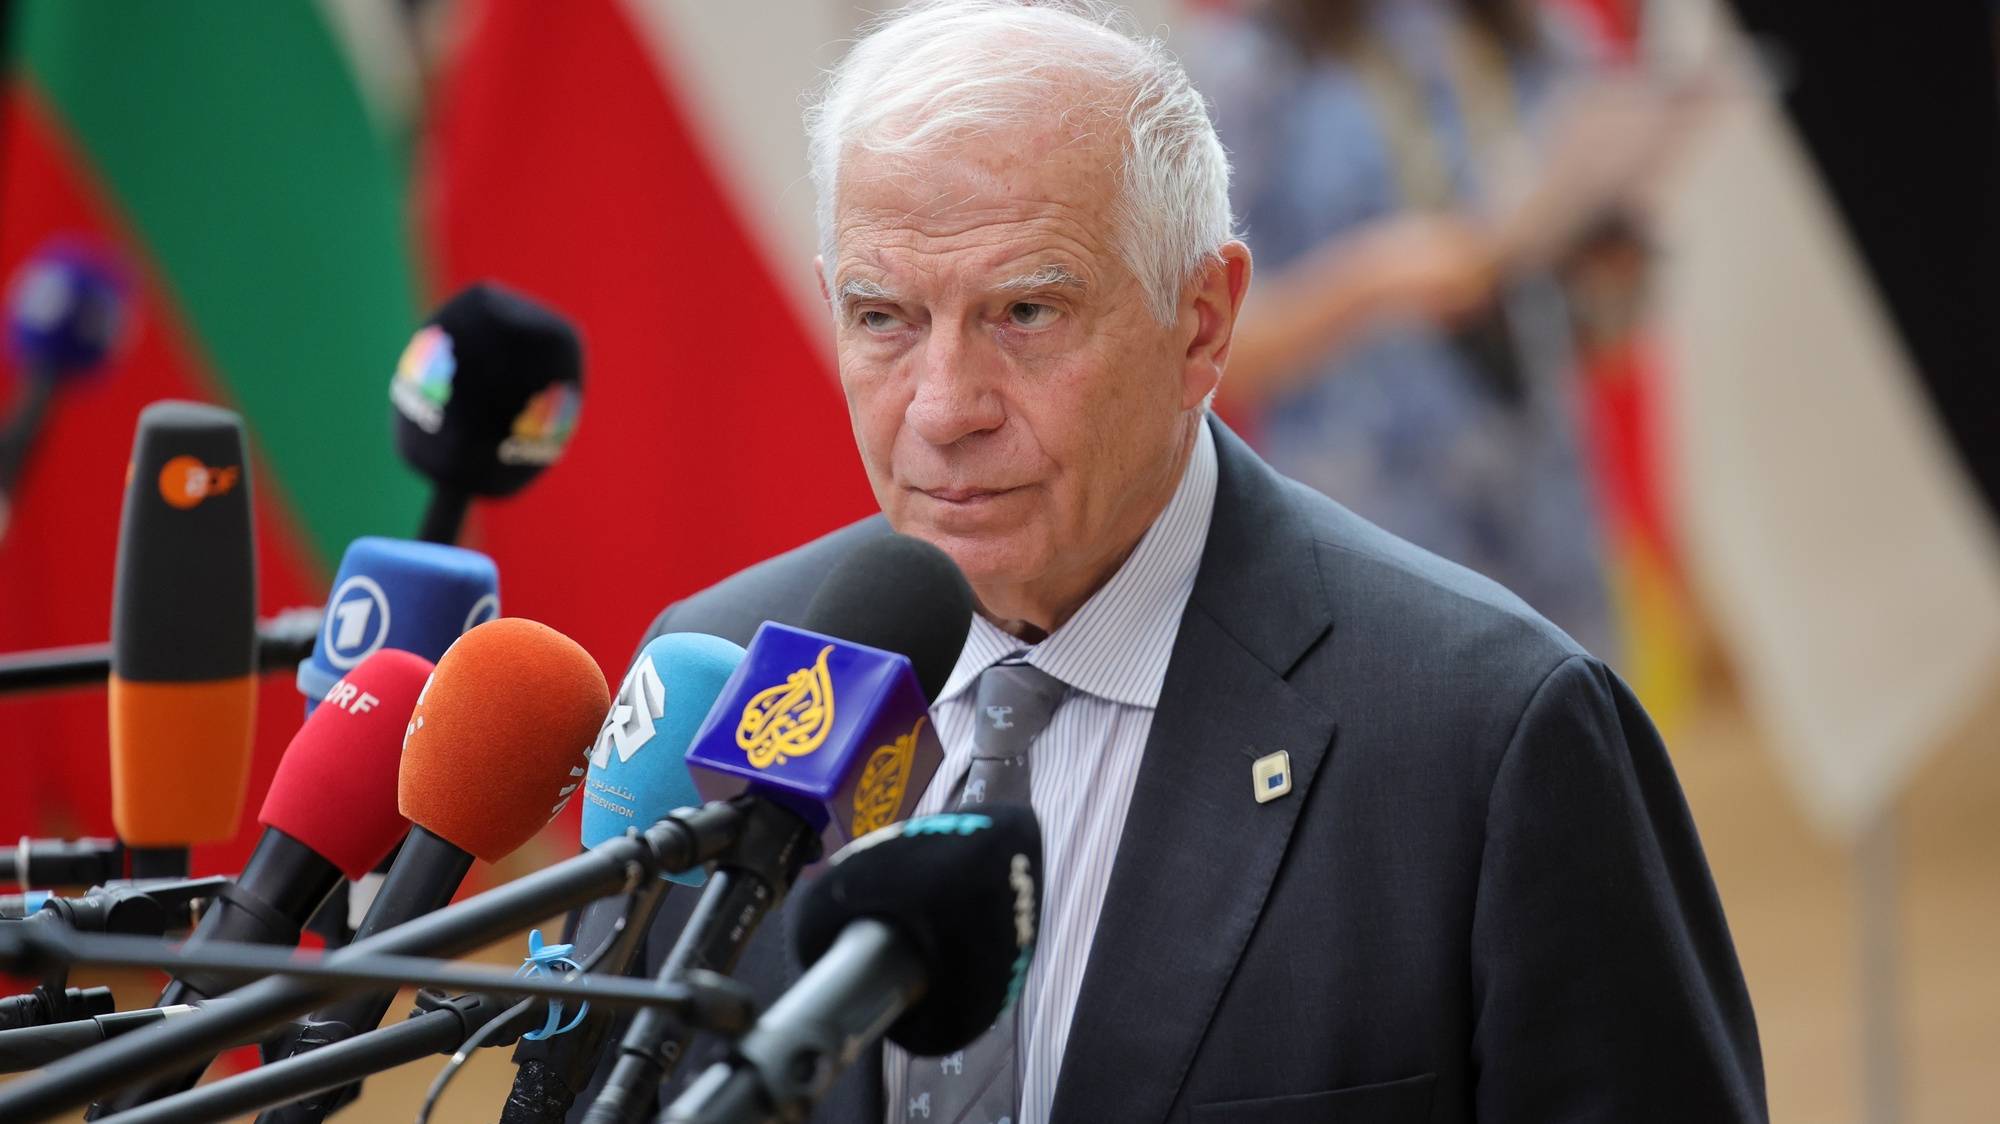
[[906, 326, 1004, 446]]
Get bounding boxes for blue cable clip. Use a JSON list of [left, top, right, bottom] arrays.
[[515, 929, 589, 1041]]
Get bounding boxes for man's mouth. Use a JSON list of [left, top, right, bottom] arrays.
[[917, 485, 1022, 505]]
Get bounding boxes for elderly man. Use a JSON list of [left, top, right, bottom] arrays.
[[607, 2, 1764, 1122]]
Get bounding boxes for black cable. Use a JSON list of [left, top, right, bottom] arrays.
[[413, 912, 627, 1124]]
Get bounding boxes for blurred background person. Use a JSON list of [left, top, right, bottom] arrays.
[[1193, 0, 1675, 663]]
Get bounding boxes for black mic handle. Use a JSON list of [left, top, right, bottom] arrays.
[[0, 987, 115, 1031], [108, 993, 519, 1124], [15, 876, 230, 938], [0, 370, 56, 497], [416, 484, 470, 545], [0, 1003, 216, 1074], [252, 828, 474, 1124], [585, 799, 820, 1124], [0, 838, 124, 892], [161, 831, 343, 1005], [0, 799, 749, 1122], [663, 919, 926, 1124], [500, 879, 673, 1124]]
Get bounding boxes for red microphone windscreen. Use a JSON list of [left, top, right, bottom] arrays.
[[398, 618, 609, 863], [259, 649, 431, 879]]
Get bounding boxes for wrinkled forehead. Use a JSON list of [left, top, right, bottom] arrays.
[[829, 120, 1127, 282]]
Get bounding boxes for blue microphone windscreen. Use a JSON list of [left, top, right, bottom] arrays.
[[6, 239, 129, 378], [296, 536, 500, 716], [582, 632, 747, 885]]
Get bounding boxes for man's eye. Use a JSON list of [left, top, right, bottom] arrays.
[[859, 310, 901, 332], [1006, 302, 1060, 329]]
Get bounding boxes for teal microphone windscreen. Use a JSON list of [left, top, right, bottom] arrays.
[[580, 632, 746, 885]]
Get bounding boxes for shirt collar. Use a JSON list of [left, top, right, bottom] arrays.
[[934, 416, 1218, 710]]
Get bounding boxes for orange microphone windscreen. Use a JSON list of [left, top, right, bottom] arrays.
[[398, 617, 609, 863]]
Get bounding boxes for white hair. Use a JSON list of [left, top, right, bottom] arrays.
[[805, 0, 1233, 324]]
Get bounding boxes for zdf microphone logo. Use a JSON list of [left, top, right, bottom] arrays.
[[155, 455, 239, 509]]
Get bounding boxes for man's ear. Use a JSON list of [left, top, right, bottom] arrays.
[[1181, 241, 1253, 410], [815, 255, 831, 307]]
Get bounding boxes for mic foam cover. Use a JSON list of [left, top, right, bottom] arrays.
[[582, 633, 746, 885], [261, 649, 430, 878], [109, 399, 257, 845], [297, 536, 501, 714], [793, 803, 1043, 1056], [802, 533, 973, 702], [391, 281, 583, 499], [398, 617, 609, 863], [6, 237, 130, 378]]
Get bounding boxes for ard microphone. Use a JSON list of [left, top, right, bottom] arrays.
[[584, 534, 973, 1124], [87, 649, 428, 1116], [391, 282, 583, 544], [109, 400, 256, 878], [0, 239, 129, 539], [663, 805, 1045, 1124], [256, 616, 610, 1124], [500, 632, 746, 1124], [297, 536, 500, 716]]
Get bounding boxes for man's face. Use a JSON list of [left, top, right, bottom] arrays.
[[823, 123, 1213, 627]]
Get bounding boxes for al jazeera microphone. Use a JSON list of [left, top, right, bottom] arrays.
[[498, 632, 747, 1124], [252, 617, 610, 1124], [86, 649, 429, 1116], [583, 534, 973, 1124], [391, 282, 583, 545], [662, 805, 1045, 1124], [0, 238, 130, 540], [109, 400, 256, 878]]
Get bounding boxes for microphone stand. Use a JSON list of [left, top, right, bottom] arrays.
[[0, 798, 753, 1122], [109, 991, 524, 1124], [0, 607, 321, 695]]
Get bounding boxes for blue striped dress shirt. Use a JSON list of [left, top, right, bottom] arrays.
[[884, 417, 1219, 1124]]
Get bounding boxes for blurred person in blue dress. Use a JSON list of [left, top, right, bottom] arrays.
[[1194, 0, 1676, 662]]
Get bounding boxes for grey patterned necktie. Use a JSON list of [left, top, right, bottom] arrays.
[[900, 658, 1067, 1124]]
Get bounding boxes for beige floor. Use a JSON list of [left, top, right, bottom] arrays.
[[13, 678, 1998, 1123]]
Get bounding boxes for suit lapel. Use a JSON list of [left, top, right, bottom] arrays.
[[1049, 422, 1338, 1124]]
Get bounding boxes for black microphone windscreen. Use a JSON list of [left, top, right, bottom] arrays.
[[392, 280, 583, 498], [791, 803, 1042, 1056], [801, 532, 973, 702]]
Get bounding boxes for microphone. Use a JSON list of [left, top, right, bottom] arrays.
[[109, 400, 257, 878], [254, 616, 610, 1123], [296, 536, 500, 717], [391, 282, 583, 545], [0, 838, 122, 890], [686, 531, 971, 856], [499, 631, 746, 1124], [0, 239, 129, 540], [4, 876, 228, 936], [663, 805, 1045, 1123], [583, 534, 973, 1124], [0, 1003, 208, 1074], [294, 535, 499, 951], [84, 648, 430, 1116]]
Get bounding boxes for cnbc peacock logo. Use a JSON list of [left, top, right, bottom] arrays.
[[390, 325, 455, 434], [497, 380, 580, 466]]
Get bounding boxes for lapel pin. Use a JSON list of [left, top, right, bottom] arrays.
[[1252, 750, 1291, 804]]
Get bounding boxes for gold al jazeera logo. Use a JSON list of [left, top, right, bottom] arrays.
[[852, 716, 925, 837], [736, 645, 835, 769]]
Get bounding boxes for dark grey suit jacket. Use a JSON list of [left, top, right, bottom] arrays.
[[589, 422, 1765, 1123]]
